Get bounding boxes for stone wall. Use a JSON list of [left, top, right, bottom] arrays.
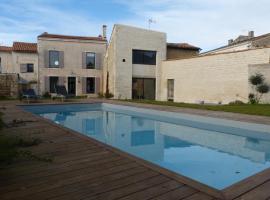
[[0, 74, 19, 97], [167, 48, 199, 60], [159, 48, 270, 104]]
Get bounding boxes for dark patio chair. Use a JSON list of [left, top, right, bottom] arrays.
[[21, 89, 40, 103], [55, 85, 69, 101]]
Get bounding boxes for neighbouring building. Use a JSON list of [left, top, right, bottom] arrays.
[[167, 43, 200, 60], [37, 32, 107, 96], [0, 42, 38, 91], [103, 24, 167, 100], [202, 31, 270, 55]]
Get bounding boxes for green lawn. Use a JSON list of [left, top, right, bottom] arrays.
[[123, 100, 270, 117]]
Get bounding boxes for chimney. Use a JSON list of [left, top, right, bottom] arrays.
[[248, 31, 254, 38], [228, 39, 233, 45], [102, 25, 107, 39]]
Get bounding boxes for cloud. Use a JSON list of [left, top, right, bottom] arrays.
[[0, 0, 269, 51], [0, 0, 105, 45], [115, 0, 270, 51]]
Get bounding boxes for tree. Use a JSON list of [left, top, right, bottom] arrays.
[[249, 73, 269, 104]]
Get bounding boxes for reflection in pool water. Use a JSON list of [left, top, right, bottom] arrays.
[[24, 103, 270, 190]]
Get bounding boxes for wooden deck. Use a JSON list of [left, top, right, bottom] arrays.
[[0, 101, 270, 200]]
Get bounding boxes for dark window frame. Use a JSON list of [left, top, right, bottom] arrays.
[[49, 76, 59, 93], [26, 63, 34, 73], [49, 50, 60, 68], [86, 52, 96, 69], [86, 77, 95, 94], [132, 49, 157, 65]]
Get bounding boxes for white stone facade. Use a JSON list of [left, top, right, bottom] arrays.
[[104, 24, 167, 99]]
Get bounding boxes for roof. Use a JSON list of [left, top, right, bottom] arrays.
[[167, 43, 201, 51], [12, 42, 37, 53], [203, 33, 270, 54], [38, 32, 107, 42], [0, 46, 13, 52]]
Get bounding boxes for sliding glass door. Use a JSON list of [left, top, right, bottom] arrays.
[[132, 78, 156, 100]]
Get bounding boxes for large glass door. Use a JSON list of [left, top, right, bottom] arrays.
[[132, 78, 155, 100]]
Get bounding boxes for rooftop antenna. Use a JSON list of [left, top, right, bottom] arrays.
[[148, 18, 156, 29]]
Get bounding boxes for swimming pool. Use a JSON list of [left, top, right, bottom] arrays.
[[22, 103, 270, 190]]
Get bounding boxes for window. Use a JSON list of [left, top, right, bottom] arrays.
[[86, 52, 95, 69], [167, 79, 174, 101], [49, 51, 60, 68], [20, 63, 34, 73], [86, 77, 95, 93], [27, 64, 34, 72], [132, 50, 156, 65], [49, 77, 59, 93]]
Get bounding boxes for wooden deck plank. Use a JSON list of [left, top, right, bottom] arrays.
[[152, 185, 197, 200], [117, 180, 183, 200], [1, 161, 139, 199], [182, 192, 214, 200], [83, 175, 171, 200], [233, 180, 270, 200], [33, 170, 158, 200]]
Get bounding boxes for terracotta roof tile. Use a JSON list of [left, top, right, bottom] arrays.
[[167, 43, 201, 50], [0, 46, 13, 52], [13, 42, 37, 53], [38, 32, 106, 42]]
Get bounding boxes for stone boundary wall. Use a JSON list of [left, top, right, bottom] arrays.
[[159, 48, 270, 104], [0, 74, 19, 97]]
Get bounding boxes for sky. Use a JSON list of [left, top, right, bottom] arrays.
[[0, 0, 270, 51]]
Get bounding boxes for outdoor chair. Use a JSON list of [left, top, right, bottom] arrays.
[[55, 85, 69, 101], [21, 89, 40, 103]]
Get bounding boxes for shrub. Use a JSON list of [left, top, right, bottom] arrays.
[[43, 92, 51, 98], [228, 100, 245, 105], [249, 73, 270, 104], [98, 92, 114, 99], [249, 73, 264, 85], [248, 93, 256, 104], [105, 92, 114, 99]]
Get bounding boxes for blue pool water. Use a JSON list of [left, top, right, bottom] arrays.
[[22, 103, 270, 190]]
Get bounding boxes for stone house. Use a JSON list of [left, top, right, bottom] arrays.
[[37, 32, 107, 96], [0, 42, 38, 91]]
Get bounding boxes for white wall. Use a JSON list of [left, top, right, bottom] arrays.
[[105, 24, 167, 99], [160, 48, 270, 104]]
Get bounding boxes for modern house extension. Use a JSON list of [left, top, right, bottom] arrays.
[[38, 32, 107, 96], [103, 24, 167, 100]]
